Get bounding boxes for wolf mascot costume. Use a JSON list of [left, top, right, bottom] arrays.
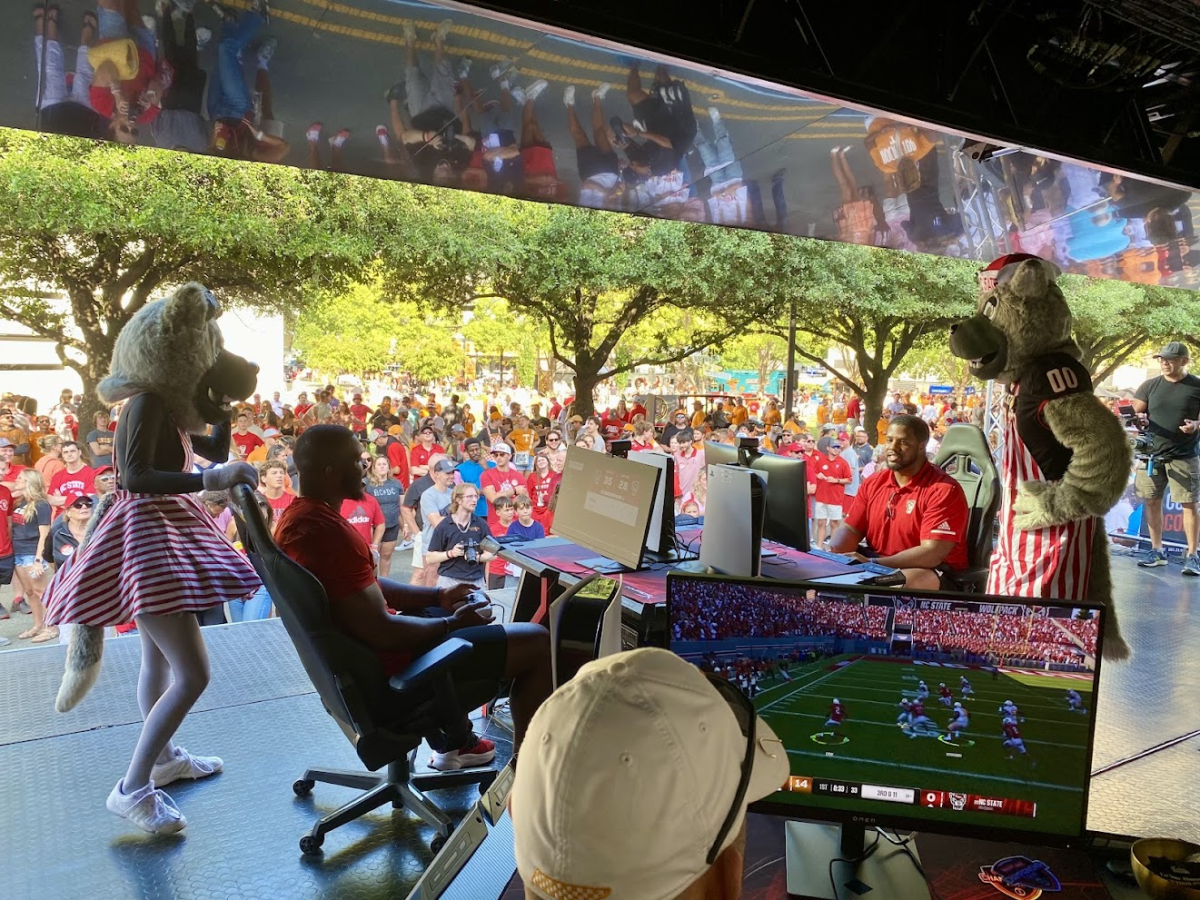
[[43, 283, 263, 833], [950, 255, 1131, 660]]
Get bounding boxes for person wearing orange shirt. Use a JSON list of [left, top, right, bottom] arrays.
[[247, 428, 281, 464], [816, 397, 831, 427], [762, 400, 782, 427], [783, 413, 806, 434], [690, 401, 706, 429], [830, 402, 848, 426], [877, 411, 891, 446], [508, 416, 537, 473], [730, 398, 749, 428]]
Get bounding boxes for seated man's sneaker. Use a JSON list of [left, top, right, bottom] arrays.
[[106, 779, 187, 834], [1183, 553, 1200, 577], [429, 735, 496, 771], [151, 747, 224, 787]]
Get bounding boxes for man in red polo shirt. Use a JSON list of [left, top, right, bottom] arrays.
[[813, 437, 852, 548], [347, 393, 372, 438], [274, 425, 552, 770], [231, 412, 264, 458], [409, 423, 445, 479], [831, 414, 968, 590]]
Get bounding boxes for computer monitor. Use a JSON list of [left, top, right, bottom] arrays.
[[628, 450, 677, 557], [704, 441, 811, 552], [552, 446, 661, 570], [667, 573, 1104, 898]]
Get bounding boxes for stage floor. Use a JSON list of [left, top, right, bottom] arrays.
[[0, 550, 1194, 899]]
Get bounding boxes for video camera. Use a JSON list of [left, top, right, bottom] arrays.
[[1115, 400, 1153, 460]]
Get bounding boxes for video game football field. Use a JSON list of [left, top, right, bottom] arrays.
[[749, 654, 1094, 836]]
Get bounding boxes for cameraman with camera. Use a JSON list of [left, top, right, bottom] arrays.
[[425, 482, 499, 589], [1130, 342, 1200, 575]]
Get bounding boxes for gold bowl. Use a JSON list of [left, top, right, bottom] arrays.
[[1132, 838, 1200, 899]]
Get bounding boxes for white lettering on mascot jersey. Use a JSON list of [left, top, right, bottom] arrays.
[[990, 351, 1095, 600]]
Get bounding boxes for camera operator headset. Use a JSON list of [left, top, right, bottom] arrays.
[[1128, 341, 1200, 574], [424, 481, 500, 590]]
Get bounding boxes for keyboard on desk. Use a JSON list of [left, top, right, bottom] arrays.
[[807, 548, 901, 579]]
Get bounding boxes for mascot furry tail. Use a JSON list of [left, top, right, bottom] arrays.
[[56, 492, 119, 712]]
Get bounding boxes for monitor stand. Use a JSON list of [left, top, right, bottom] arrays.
[[785, 821, 931, 900]]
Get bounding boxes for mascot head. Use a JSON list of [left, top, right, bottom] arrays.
[[949, 254, 1077, 384], [98, 282, 259, 432]]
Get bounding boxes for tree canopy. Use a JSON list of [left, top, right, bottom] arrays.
[[0, 130, 398, 418]]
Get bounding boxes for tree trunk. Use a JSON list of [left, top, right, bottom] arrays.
[[572, 371, 599, 418]]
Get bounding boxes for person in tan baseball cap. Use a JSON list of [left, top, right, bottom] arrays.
[[511, 647, 790, 900]]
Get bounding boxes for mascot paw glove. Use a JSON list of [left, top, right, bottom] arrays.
[[1012, 480, 1063, 531], [202, 462, 260, 491]]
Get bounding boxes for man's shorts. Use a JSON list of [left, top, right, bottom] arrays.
[[1135, 455, 1200, 503], [813, 501, 843, 521], [0, 555, 13, 586]]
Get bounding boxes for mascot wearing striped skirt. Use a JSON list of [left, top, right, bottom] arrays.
[[950, 255, 1132, 660], [44, 283, 263, 834]]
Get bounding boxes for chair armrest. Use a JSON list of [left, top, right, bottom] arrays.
[[387, 637, 472, 693]]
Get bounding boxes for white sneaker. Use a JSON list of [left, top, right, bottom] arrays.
[[457, 57, 472, 80], [524, 79, 548, 103], [592, 82, 611, 101], [150, 747, 224, 787], [107, 779, 187, 834], [195, 26, 212, 50], [509, 86, 526, 107], [435, 18, 452, 42], [487, 58, 516, 80], [708, 106, 721, 124], [563, 85, 575, 106], [429, 736, 496, 771]]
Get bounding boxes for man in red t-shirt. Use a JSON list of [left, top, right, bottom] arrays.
[[48, 441, 95, 515], [293, 392, 313, 421], [231, 412, 264, 459], [273, 425, 552, 770], [409, 424, 445, 479], [257, 461, 295, 524], [832, 415, 968, 590], [794, 435, 820, 523], [813, 439, 852, 547], [347, 394, 372, 437], [479, 443, 529, 528]]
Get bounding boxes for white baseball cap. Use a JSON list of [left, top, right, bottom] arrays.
[[490, 442, 513, 455], [512, 648, 789, 900]]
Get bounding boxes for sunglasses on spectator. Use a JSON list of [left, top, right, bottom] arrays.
[[70, 497, 94, 509]]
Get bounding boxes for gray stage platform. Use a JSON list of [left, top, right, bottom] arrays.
[[0, 551, 1194, 899]]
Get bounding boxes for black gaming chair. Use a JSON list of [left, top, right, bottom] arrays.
[[228, 485, 495, 855], [932, 424, 1002, 592]]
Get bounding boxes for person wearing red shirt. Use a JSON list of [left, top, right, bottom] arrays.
[[630, 421, 658, 453], [293, 392, 313, 420], [409, 424, 445, 479], [231, 412, 264, 459], [548, 398, 562, 420], [340, 492, 385, 565], [813, 439, 852, 547], [600, 408, 624, 441], [48, 442, 95, 515], [374, 430, 411, 489], [832, 414, 968, 590], [0, 483, 13, 615], [525, 453, 560, 533], [273, 424, 552, 769], [630, 397, 647, 421], [845, 395, 862, 423], [793, 434, 820, 526], [347, 394, 372, 437], [258, 461, 294, 524], [0, 439, 28, 500], [480, 442, 529, 528]]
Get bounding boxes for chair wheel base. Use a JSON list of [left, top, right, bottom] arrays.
[[300, 833, 324, 855], [293, 779, 315, 797], [430, 832, 448, 854]]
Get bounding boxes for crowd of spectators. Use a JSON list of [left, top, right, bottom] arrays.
[[907, 607, 1097, 660], [1, 376, 986, 649], [671, 581, 888, 642]]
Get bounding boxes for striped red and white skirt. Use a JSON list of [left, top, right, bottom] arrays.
[[44, 490, 261, 627]]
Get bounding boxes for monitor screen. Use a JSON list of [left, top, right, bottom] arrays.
[[667, 574, 1103, 841], [552, 446, 661, 570]]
